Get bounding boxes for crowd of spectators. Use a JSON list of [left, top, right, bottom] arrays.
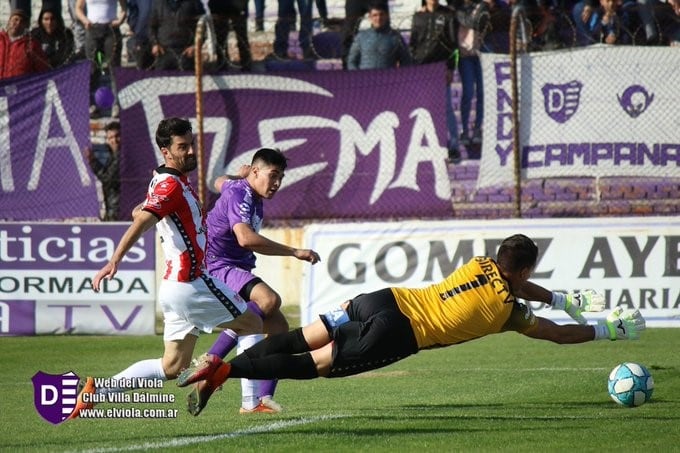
[[2, 0, 677, 120], [2, 0, 676, 80]]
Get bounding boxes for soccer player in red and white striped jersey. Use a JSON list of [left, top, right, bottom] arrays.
[[69, 117, 262, 419]]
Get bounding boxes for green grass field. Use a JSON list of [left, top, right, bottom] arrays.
[[2, 326, 679, 452]]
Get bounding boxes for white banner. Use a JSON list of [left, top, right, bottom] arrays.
[[301, 217, 680, 327], [478, 46, 680, 188], [34, 299, 156, 335], [0, 271, 154, 301], [0, 223, 156, 335]]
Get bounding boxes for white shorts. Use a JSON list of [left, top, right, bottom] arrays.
[[158, 273, 248, 341]]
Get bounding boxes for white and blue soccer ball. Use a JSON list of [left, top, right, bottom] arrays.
[[608, 362, 654, 407]]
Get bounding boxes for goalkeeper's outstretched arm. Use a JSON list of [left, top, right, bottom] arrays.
[[513, 280, 552, 304], [515, 281, 606, 324], [524, 307, 646, 344], [524, 317, 596, 344]]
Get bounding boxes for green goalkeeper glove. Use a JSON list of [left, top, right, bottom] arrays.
[[599, 307, 646, 340], [552, 289, 606, 324]]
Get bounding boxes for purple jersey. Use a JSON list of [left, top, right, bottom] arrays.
[[206, 178, 263, 272]]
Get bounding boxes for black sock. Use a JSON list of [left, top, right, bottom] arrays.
[[243, 328, 310, 359], [230, 352, 318, 380]]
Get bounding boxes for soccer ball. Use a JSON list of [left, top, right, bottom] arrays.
[[608, 362, 654, 407]]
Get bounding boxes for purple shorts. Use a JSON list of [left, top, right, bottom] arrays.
[[209, 265, 261, 300]]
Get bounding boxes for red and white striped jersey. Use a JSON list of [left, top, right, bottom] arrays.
[[142, 166, 206, 282]]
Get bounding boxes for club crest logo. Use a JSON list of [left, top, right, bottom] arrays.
[[542, 81, 583, 124], [32, 371, 80, 424], [617, 85, 654, 118]]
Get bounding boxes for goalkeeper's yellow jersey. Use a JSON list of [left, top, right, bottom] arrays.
[[391, 256, 535, 350]]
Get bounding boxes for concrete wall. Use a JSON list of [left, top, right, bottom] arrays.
[[252, 228, 307, 306]]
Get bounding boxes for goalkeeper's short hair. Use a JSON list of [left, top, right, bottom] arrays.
[[496, 234, 538, 273]]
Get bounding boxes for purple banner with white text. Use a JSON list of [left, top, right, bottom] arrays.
[[0, 62, 99, 220], [0, 223, 156, 335], [115, 64, 453, 220]]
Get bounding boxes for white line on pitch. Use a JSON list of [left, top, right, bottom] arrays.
[[455, 367, 609, 372], [72, 415, 345, 453]]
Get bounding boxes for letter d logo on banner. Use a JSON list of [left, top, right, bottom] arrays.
[[32, 371, 81, 424], [542, 80, 583, 124]]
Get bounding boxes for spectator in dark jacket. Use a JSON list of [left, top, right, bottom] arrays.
[[86, 121, 121, 221], [347, 2, 412, 70], [126, 0, 154, 69], [341, 0, 389, 69], [410, 0, 462, 163], [455, 0, 489, 147], [663, 0, 680, 46], [148, 0, 204, 70], [31, 7, 75, 68], [209, 0, 252, 70]]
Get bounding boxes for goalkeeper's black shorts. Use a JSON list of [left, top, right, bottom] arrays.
[[325, 288, 419, 378]]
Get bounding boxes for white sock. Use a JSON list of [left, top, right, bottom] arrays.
[[238, 334, 265, 410], [96, 358, 166, 395]]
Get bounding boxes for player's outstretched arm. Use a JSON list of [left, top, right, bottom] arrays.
[[233, 223, 320, 263], [293, 248, 321, 264], [131, 202, 145, 220], [597, 307, 646, 340], [524, 307, 645, 344], [516, 282, 605, 324], [514, 280, 552, 304], [212, 165, 251, 191], [92, 210, 158, 292], [551, 289, 606, 324], [523, 316, 596, 344]]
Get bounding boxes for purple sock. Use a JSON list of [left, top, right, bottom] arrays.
[[247, 301, 265, 320], [259, 379, 278, 398], [208, 330, 238, 358]]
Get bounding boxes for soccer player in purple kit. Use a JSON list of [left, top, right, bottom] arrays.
[[68, 118, 262, 419], [200, 147, 321, 413]]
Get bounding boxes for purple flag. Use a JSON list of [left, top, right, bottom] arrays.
[[0, 62, 98, 220], [115, 64, 453, 220]]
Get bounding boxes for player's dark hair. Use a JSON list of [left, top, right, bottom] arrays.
[[37, 7, 67, 33], [496, 234, 538, 273], [105, 121, 120, 133], [155, 117, 192, 149], [368, 0, 389, 13], [252, 148, 288, 171]]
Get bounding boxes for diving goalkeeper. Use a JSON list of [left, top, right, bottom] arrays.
[[178, 234, 644, 415]]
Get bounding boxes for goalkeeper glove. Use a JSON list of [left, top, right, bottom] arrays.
[[598, 306, 646, 340], [552, 289, 606, 324]]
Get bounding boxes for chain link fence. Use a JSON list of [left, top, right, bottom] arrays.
[[450, 5, 680, 220]]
